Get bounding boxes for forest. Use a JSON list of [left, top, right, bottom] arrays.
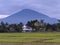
[[0, 19, 60, 33]]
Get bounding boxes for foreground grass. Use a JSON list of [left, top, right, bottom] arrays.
[[0, 32, 60, 43]]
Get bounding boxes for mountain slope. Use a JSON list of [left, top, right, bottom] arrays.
[[0, 9, 58, 24]]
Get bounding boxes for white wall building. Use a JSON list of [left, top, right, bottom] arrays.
[[22, 25, 32, 32]]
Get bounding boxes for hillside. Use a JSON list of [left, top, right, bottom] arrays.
[[0, 9, 58, 24]]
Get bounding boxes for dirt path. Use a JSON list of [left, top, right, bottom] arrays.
[[0, 42, 60, 45]]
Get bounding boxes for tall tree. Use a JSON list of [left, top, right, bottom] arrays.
[[0, 21, 7, 32], [17, 22, 23, 32]]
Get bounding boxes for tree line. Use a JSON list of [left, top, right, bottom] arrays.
[[0, 20, 60, 33]]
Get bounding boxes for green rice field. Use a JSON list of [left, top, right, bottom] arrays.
[[0, 32, 60, 45]]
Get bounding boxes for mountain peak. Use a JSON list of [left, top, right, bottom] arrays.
[[21, 9, 34, 11], [0, 9, 58, 24]]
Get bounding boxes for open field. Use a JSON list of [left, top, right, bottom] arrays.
[[0, 32, 60, 45]]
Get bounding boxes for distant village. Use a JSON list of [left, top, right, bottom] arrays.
[[0, 19, 60, 33]]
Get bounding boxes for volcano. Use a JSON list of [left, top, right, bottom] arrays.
[[0, 9, 58, 24]]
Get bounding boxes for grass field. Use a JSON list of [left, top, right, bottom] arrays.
[[0, 32, 60, 45]]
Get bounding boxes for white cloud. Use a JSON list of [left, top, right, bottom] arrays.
[[0, 15, 10, 19]]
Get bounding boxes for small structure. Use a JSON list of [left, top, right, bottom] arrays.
[[9, 27, 16, 32], [22, 25, 32, 32]]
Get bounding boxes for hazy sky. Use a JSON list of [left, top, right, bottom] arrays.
[[0, 0, 60, 19]]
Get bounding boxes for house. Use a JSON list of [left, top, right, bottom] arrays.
[[9, 27, 16, 32], [22, 25, 32, 32]]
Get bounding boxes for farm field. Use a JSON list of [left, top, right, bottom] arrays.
[[0, 32, 60, 45]]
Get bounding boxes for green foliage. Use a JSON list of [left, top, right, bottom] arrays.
[[0, 19, 60, 32], [0, 33, 60, 43]]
